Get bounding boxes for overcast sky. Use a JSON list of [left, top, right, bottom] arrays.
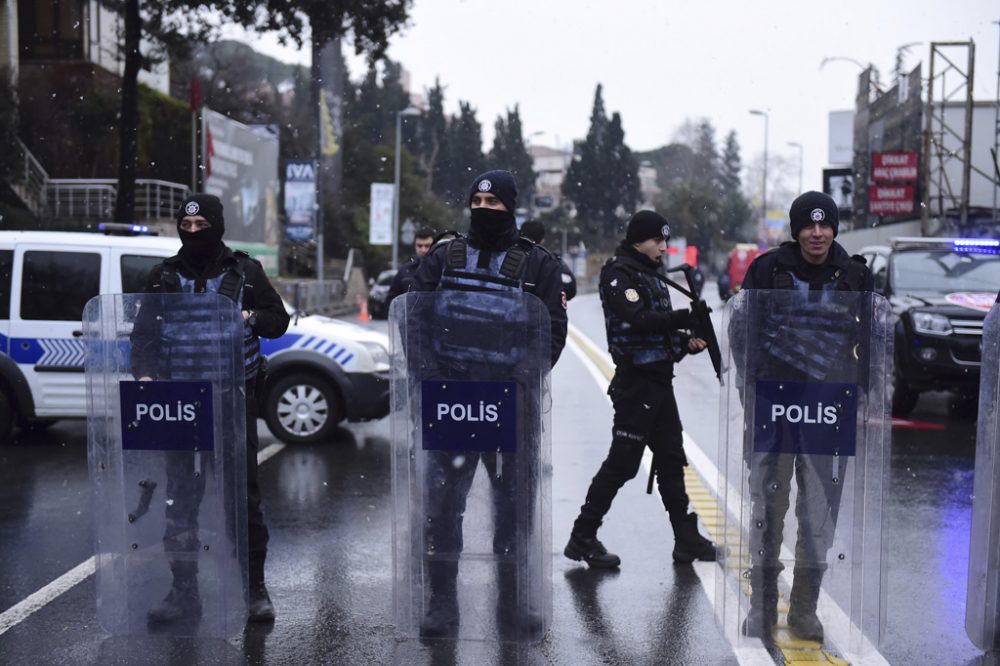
[[227, 0, 999, 199]]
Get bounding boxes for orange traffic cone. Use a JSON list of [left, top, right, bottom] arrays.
[[357, 295, 370, 322]]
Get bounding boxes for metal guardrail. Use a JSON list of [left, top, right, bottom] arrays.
[[46, 178, 189, 222], [274, 279, 348, 316]]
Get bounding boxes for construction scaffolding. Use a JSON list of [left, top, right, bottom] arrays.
[[921, 41, 997, 235]]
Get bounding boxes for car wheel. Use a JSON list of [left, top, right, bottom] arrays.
[[264, 372, 343, 445], [0, 390, 15, 444]]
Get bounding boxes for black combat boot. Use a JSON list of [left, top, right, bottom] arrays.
[[564, 532, 621, 569], [248, 554, 276, 622], [670, 513, 717, 563], [742, 566, 779, 640], [787, 567, 825, 642], [495, 563, 544, 641], [420, 561, 459, 639], [148, 561, 202, 625]]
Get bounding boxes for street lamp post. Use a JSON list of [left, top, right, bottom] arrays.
[[392, 106, 422, 270], [788, 141, 803, 193], [749, 109, 769, 238]]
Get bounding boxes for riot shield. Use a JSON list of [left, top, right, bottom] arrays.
[[715, 288, 890, 659], [84, 293, 248, 637], [968, 303, 1000, 651], [390, 291, 552, 642]]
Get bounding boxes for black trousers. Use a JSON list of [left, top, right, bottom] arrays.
[[423, 450, 521, 558], [573, 368, 691, 536], [747, 451, 847, 572], [162, 380, 268, 577]]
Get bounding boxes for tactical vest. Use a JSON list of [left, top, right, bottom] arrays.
[[154, 257, 261, 381], [761, 261, 863, 382], [601, 258, 682, 367], [432, 238, 532, 365]]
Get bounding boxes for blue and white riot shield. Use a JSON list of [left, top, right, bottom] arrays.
[[968, 303, 1000, 651], [390, 291, 552, 642], [715, 289, 891, 659], [84, 293, 247, 637]]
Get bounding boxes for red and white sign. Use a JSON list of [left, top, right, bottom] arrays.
[[869, 185, 915, 215], [872, 152, 918, 181]]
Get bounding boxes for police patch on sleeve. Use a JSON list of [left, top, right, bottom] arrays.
[[624, 288, 640, 303]]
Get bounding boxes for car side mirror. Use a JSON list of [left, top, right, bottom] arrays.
[[873, 270, 886, 293]]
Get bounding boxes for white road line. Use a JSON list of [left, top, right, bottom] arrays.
[[0, 557, 96, 636], [0, 440, 286, 635]]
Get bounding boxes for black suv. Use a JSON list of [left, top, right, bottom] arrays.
[[858, 238, 999, 415]]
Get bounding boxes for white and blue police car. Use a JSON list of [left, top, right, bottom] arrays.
[[0, 230, 389, 445]]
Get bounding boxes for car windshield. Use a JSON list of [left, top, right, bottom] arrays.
[[377, 271, 396, 286], [892, 250, 1000, 294]]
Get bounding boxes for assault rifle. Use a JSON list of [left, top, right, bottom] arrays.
[[646, 263, 723, 495]]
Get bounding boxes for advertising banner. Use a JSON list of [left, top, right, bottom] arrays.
[[203, 108, 280, 245], [284, 160, 317, 242], [369, 183, 395, 245]]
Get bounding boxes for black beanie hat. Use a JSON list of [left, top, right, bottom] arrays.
[[789, 191, 838, 239], [625, 210, 671, 245], [177, 193, 225, 235], [469, 170, 518, 212]]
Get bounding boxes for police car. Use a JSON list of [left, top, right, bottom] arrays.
[[0, 230, 389, 445], [858, 237, 1000, 415]]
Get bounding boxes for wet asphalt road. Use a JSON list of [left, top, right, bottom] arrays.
[[0, 287, 989, 665]]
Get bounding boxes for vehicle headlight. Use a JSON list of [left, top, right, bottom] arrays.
[[360, 341, 390, 367], [911, 311, 952, 335]]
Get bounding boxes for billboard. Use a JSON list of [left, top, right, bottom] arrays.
[[823, 167, 854, 212], [202, 108, 280, 245], [284, 161, 317, 242]]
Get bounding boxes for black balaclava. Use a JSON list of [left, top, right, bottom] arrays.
[[176, 193, 225, 267], [467, 170, 519, 251]]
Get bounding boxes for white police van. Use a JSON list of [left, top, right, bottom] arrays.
[[0, 231, 389, 445]]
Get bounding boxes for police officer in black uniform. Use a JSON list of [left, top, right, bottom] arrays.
[[386, 226, 435, 308], [738, 191, 873, 641], [410, 169, 567, 638], [565, 210, 716, 569], [520, 220, 577, 301], [133, 193, 290, 624]]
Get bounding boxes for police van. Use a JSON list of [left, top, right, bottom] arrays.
[[0, 231, 389, 445]]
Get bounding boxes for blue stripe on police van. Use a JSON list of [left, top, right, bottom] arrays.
[[6, 331, 358, 371], [257, 332, 353, 368], [7, 338, 86, 367]]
